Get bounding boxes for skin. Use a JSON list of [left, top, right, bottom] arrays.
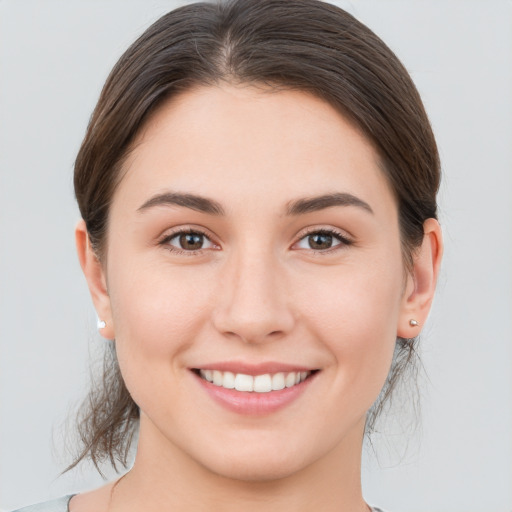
[[73, 84, 442, 512]]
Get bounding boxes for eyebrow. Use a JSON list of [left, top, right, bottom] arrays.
[[286, 192, 373, 215], [137, 192, 225, 215], [137, 191, 373, 217]]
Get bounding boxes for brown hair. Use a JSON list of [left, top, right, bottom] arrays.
[[71, 0, 439, 473]]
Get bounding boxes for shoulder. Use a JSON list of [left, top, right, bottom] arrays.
[[9, 495, 75, 512]]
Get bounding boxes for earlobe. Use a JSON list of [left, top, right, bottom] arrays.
[[75, 220, 115, 339], [397, 218, 443, 338]]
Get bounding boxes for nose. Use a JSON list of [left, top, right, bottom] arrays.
[[212, 249, 295, 344]]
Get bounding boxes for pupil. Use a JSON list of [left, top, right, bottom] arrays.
[[309, 233, 332, 250], [180, 233, 203, 250]]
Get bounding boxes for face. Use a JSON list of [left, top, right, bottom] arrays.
[[96, 85, 413, 480]]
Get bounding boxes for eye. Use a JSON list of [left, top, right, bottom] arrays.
[[294, 229, 352, 251], [161, 230, 216, 252]]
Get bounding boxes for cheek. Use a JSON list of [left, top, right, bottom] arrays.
[[108, 259, 215, 368], [299, 254, 404, 390]]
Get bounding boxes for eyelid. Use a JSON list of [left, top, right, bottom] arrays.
[[157, 225, 220, 254], [156, 224, 353, 255], [292, 226, 354, 251]]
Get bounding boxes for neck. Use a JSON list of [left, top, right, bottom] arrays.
[[110, 414, 370, 512]]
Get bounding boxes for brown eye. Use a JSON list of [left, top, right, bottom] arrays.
[[307, 233, 334, 250], [164, 230, 216, 252], [295, 229, 351, 252], [179, 233, 204, 250]]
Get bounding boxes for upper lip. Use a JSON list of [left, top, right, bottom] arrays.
[[191, 361, 318, 376]]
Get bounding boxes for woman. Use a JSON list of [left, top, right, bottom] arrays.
[[12, 0, 442, 510]]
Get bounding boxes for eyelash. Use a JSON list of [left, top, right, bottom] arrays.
[[158, 228, 218, 256], [158, 227, 353, 255], [294, 228, 353, 253]]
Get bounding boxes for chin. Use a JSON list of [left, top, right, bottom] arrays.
[[189, 433, 317, 483], [201, 453, 309, 483]]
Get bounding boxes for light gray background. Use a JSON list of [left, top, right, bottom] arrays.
[[1, 1, 511, 511]]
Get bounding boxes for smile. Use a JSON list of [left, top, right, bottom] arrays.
[[191, 364, 319, 414], [198, 369, 311, 393]]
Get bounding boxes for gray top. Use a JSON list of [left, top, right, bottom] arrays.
[[10, 495, 386, 511], [10, 495, 74, 512]]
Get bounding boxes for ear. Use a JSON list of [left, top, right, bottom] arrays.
[[397, 218, 443, 338], [75, 219, 115, 339]]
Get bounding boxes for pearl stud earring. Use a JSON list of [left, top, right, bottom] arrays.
[[409, 319, 419, 327], [97, 319, 106, 330]]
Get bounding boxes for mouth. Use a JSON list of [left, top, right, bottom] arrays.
[[191, 365, 320, 415], [193, 368, 315, 393]]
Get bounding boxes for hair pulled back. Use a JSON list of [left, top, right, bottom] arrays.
[[72, 0, 440, 473]]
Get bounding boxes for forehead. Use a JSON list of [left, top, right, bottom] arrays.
[[117, 84, 396, 217]]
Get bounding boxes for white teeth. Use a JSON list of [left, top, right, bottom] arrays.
[[235, 373, 254, 392], [271, 372, 285, 391], [213, 370, 223, 386], [285, 372, 296, 388], [254, 374, 272, 393], [199, 369, 311, 392], [223, 371, 235, 389], [200, 369, 213, 382]]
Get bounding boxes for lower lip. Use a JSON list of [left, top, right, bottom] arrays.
[[192, 371, 317, 415]]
